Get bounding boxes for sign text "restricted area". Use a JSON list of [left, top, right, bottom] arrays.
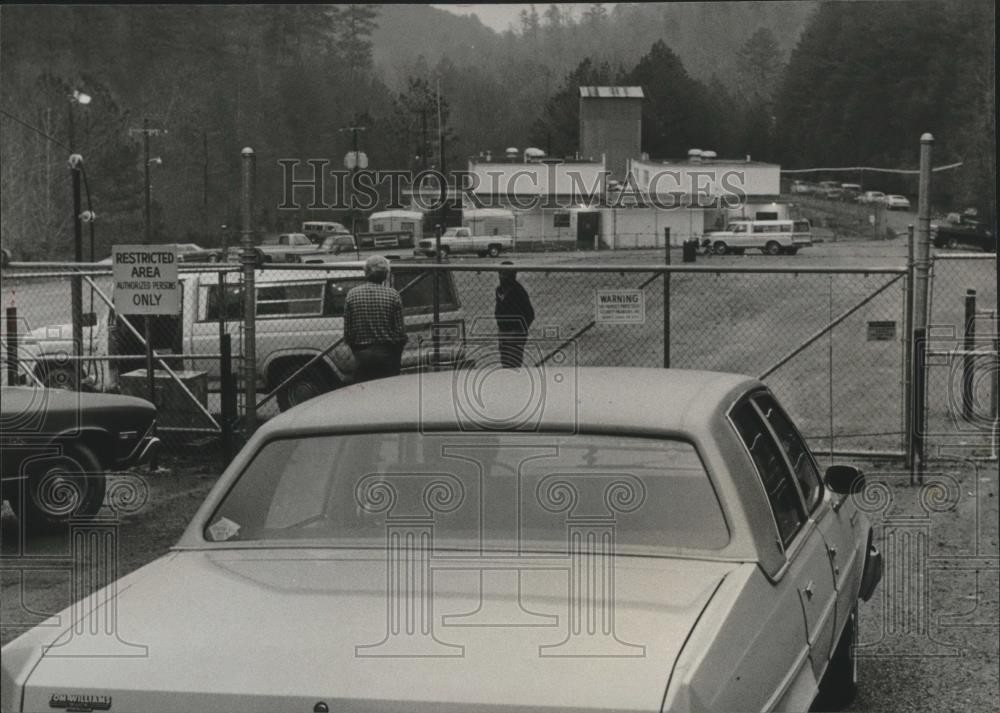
[[112, 245, 180, 315]]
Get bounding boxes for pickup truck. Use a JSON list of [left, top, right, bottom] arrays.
[[932, 211, 996, 252], [414, 227, 513, 258], [18, 264, 470, 412], [242, 233, 318, 263]]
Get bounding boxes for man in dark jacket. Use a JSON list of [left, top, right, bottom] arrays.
[[494, 261, 534, 368]]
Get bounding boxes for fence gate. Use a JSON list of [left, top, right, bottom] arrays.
[[923, 253, 999, 460]]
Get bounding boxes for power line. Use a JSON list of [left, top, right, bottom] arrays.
[[782, 162, 964, 175], [0, 108, 69, 150]]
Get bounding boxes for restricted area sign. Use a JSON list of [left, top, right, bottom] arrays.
[[595, 289, 645, 324], [112, 244, 179, 315]]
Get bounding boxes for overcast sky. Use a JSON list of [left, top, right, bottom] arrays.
[[432, 4, 618, 32]]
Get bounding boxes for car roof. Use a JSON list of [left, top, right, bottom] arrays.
[[262, 368, 759, 438], [184, 260, 440, 285]]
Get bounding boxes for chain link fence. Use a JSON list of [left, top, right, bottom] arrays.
[[3, 258, 913, 456], [787, 194, 894, 241], [924, 253, 999, 459]]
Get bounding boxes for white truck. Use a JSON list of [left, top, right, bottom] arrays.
[[706, 219, 813, 256], [414, 227, 513, 258], [18, 264, 469, 411]]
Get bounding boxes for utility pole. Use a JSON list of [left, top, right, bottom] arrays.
[[203, 131, 209, 243], [411, 107, 430, 171], [144, 118, 151, 245], [129, 118, 166, 406], [69, 101, 84, 388]]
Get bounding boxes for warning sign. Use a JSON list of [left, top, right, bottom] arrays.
[[866, 320, 896, 341], [112, 245, 179, 315], [595, 289, 645, 324]]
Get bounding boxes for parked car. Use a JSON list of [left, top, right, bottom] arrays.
[[706, 219, 813, 255], [300, 234, 359, 262], [0, 368, 881, 712], [818, 180, 842, 200], [839, 183, 862, 202], [254, 233, 317, 262], [857, 191, 886, 204], [932, 210, 996, 252], [790, 180, 812, 194], [885, 195, 911, 210], [175, 243, 222, 263], [20, 263, 468, 412], [0, 385, 159, 531], [414, 227, 513, 258]]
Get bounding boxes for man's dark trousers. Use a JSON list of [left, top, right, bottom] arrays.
[[353, 344, 403, 383], [498, 333, 528, 368]]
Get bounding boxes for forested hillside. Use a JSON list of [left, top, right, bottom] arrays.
[[1, 2, 993, 260]]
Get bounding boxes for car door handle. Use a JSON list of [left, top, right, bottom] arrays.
[[803, 581, 815, 599]]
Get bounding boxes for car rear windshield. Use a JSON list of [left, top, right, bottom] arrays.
[[204, 432, 729, 553]]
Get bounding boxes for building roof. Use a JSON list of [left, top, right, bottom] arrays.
[[637, 158, 780, 168], [579, 86, 645, 99]]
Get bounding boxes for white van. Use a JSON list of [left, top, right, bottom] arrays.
[[302, 222, 350, 241], [707, 219, 812, 256], [23, 263, 468, 411]]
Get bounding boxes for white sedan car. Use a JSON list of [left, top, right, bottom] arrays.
[[1, 368, 881, 713], [885, 194, 912, 210]]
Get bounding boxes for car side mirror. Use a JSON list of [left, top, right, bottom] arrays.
[[825, 464, 864, 495], [82, 311, 98, 328]]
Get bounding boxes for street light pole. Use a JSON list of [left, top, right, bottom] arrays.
[[339, 121, 367, 235], [144, 118, 151, 245]]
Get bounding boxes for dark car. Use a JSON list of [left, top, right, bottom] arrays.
[[932, 212, 996, 253], [0, 386, 160, 531], [175, 243, 222, 263]]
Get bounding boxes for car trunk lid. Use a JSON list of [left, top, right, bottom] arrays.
[[22, 548, 736, 713]]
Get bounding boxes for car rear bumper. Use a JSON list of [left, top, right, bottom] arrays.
[[859, 542, 882, 601]]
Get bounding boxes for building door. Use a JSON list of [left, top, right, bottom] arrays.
[[576, 211, 600, 249]]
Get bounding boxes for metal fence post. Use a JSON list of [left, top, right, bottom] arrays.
[[240, 147, 257, 434], [220, 333, 235, 466], [433, 224, 442, 371], [963, 289, 977, 420], [912, 327, 927, 485], [5, 305, 17, 385], [903, 224, 915, 467], [663, 227, 671, 369], [912, 134, 934, 337]]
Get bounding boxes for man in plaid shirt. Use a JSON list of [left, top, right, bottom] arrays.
[[344, 255, 407, 382]]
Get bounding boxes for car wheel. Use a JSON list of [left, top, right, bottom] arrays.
[[946, 237, 960, 250], [487, 244, 501, 258], [6, 444, 106, 533], [275, 364, 334, 412], [714, 241, 728, 255], [439, 246, 450, 258], [816, 605, 858, 710], [765, 241, 781, 256]]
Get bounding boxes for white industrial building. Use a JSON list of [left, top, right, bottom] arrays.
[[388, 86, 791, 250]]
